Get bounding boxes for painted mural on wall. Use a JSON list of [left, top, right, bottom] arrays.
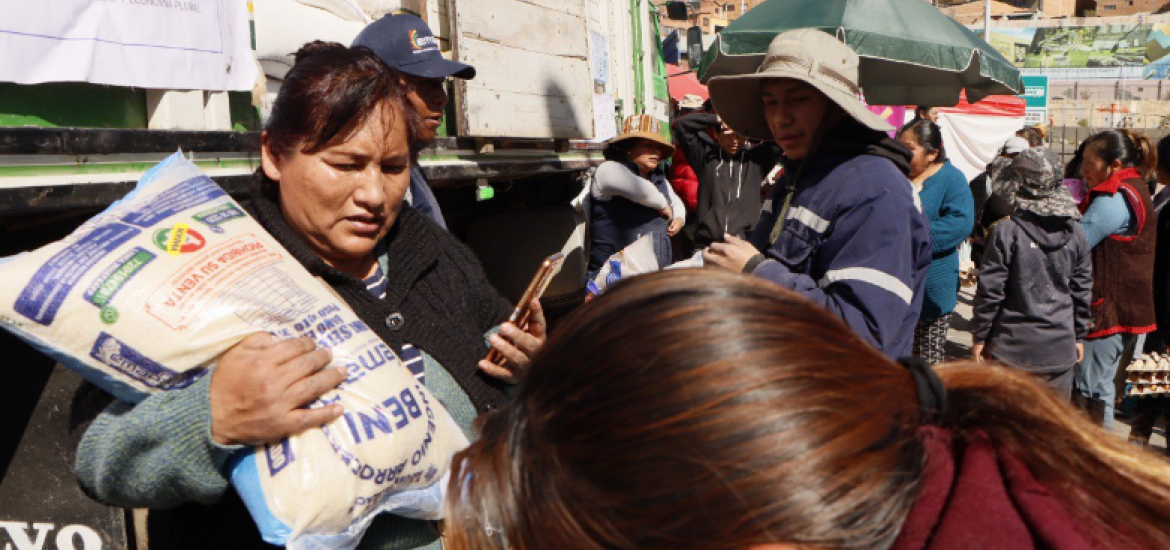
[[981, 23, 1170, 79]]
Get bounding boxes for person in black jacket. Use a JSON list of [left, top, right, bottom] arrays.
[[1129, 135, 1170, 449], [672, 112, 780, 253], [972, 147, 1091, 398]]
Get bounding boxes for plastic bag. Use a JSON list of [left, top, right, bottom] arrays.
[[586, 234, 660, 298], [0, 153, 468, 549]]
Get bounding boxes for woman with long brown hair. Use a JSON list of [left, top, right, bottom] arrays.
[[445, 270, 1170, 550]]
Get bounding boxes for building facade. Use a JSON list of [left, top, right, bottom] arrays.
[[658, 0, 767, 35], [1094, 0, 1170, 16]]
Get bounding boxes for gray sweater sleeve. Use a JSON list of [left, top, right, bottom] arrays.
[[75, 370, 244, 508], [972, 222, 1012, 344], [1070, 226, 1094, 341], [591, 161, 670, 213]]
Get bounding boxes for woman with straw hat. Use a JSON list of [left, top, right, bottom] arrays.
[[587, 115, 686, 278], [702, 29, 932, 359]]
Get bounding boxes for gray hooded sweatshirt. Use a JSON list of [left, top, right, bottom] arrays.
[[972, 210, 1093, 371]]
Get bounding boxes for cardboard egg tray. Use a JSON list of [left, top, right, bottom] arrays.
[[1125, 353, 1170, 397]]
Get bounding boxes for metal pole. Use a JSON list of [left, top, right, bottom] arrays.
[[984, 0, 991, 40]]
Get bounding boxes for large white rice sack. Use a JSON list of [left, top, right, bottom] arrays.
[[0, 153, 468, 550]]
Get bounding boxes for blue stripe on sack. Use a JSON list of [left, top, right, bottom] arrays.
[[400, 344, 425, 385], [227, 451, 293, 546]]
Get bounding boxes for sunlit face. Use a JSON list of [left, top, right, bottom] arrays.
[[1080, 145, 1119, 187], [262, 103, 411, 273], [760, 79, 843, 160], [401, 74, 449, 143], [898, 133, 939, 180], [627, 139, 666, 175]]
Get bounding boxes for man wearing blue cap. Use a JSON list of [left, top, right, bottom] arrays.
[[353, 14, 477, 230]]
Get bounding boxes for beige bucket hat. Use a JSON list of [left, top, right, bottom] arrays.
[[609, 114, 675, 157], [708, 29, 893, 142]]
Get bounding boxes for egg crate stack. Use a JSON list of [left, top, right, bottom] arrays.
[[1125, 353, 1170, 397]]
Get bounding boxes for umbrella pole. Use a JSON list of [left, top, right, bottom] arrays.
[[983, 0, 991, 41]]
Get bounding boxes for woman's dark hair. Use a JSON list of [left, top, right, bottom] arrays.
[[445, 270, 1170, 550], [1083, 128, 1157, 180], [898, 119, 947, 162], [263, 41, 422, 161], [1065, 139, 1087, 180], [1156, 134, 1170, 176], [602, 140, 634, 162]]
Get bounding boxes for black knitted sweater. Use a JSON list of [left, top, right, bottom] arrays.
[[247, 180, 513, 413]]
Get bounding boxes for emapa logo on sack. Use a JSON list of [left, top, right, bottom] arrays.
[[0, 521, 102, 550], [152, 223, 206, 256]]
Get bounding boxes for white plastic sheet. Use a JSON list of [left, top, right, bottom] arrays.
[[936, 112, 1025, 182], [0, 0, 256, 91]]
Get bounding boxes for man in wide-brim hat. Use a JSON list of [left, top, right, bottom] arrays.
[[703, 29, 932, 359]]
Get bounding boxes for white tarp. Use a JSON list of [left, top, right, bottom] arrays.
[[0, 0, 257, 91], [937, 113, 1024, 182]]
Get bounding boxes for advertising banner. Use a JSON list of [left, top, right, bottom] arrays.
[[0, 0, 256, 91], [983, 22, 1170, 80]]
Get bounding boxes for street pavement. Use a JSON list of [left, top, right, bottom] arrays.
[[947, 286, 1168, 453]]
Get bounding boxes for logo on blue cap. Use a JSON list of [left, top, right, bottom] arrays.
[[409, 29, 439, 53]]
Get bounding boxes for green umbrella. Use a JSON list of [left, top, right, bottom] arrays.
[[697, 0, 1022, 106]]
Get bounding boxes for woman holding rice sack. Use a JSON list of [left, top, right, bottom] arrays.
[[445, 270, 1170, 550], [75, 42, 544, 550]]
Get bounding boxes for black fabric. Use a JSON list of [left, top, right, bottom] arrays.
[[672, 113, 781, 249], [246, 178, 512, 413], [978, 192, 1014, 239], [1151, 189, 1170, 351], [969, 171, 990, 235], [897, 356, 947, 425], [588, 162, 673, 273], [742, 253, 766, 274]]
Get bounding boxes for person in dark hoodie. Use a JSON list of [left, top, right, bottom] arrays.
[[703, 29, 932, 359], [971, 147, 1091, 398], [671, 112, 780, 253]]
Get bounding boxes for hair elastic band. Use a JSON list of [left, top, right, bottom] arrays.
[[897, 357, 947, 425]]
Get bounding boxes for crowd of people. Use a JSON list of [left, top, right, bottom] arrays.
[[70, 17, 1170, 550]]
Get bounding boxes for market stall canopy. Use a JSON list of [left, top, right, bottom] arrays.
[[667, 65, 709, 102], [697, 0, 1023, 107]]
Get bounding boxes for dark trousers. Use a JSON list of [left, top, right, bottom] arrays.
[[1035, 368, 1075, 401]]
